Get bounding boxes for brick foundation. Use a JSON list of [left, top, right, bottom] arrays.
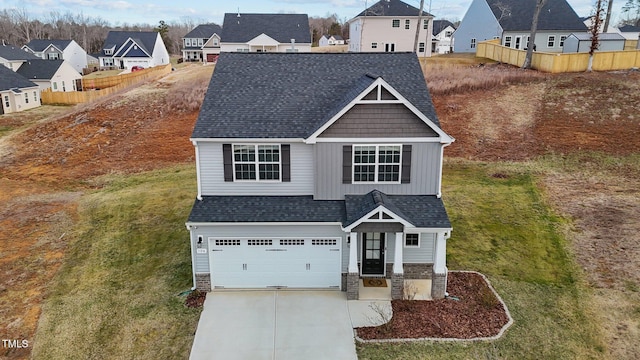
[[347, 272, 359, 300], [431, 269, 447, 299], [195, 273, 211, 292], [391, 273, 404, 300], [404, 263, 433, 279], [341, 273, 347, 292]]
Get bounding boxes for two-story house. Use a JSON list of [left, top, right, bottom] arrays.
[[220, 13, 312, 53], [16, 59, 82, 92], [99, 31, 169, 70], [0, 65, 40, 115], [181, 24, 223, 63], [454, 0, 587, 53], [22, 39, 88, 73], [348, 0, 434, 56], [0, 43, 39, 71], [186, 52, 454, 301], [432, 20, 456, 54]]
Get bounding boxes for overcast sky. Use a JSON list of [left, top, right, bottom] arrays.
[[1, 0, 630, 27]]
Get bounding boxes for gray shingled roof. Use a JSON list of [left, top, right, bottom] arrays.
[[188, 196, 346, 223], [487, 0, 587, 32], [17, 59, 64, 80], [432, 20, 455, 36], [24, 39, 72, 52], [345, 190, 450, 228], [185, 24, 223, 39], [221, 13, 311, 43], [100, 31, 158, 57], [619, 25, 640, 33], [192, 52, 440, 139], [0, 44, 39, 61], [355, 0, 433, 17], [0, 65, 38, 91]]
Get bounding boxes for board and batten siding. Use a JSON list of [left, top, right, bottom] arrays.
[[314, 142, 441, 200], [197, 142, 314, 196], [191, 224, 345, 273]]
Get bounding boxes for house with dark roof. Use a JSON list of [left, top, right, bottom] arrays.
[[432, 20, 456, 54], [16, 59, 81, 92], [618, 24, 640, 41], [319, 34, 345, 47], [220, 13, 311, 52], [181, 24, 223, 63], [186, 52, 454, 301], [99, 31, 169, 70], [0, 65, 40, 115], [454, 0, 587, 53], [22, 39, 87, 73], [0, 44, 39, 71], [562, 32, 626, 53], [347, 0, 434, 56]]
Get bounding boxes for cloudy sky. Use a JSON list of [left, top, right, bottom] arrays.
[[0, 0, 630, 27]]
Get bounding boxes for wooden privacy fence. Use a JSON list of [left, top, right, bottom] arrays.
[[476, 39, 640, 73], [41, 64, 172, 105]]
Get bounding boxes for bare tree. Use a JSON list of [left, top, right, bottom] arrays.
[[588, 0, 605, 72], [522, 0, 547, 69]]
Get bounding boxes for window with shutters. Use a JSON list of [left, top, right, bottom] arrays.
[[233, 144, 281, 181], [353, 145, 401, 183]]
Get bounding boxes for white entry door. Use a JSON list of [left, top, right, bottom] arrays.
[[209, 237, 341, 289]]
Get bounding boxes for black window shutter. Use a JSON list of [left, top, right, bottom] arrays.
[[343, 145, 352, 184], [281, 144, 291, 182], [401, 145, 412, 184], [223, 144, 233, 182]]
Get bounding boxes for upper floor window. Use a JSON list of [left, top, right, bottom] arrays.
[[504, 36, 512, 47], [24, 93, 29, 104], [198, 38, 204, 46], [185, 38, 192, 46], [213, 38, 219, 46], [405, 19, 410, 29], [470, 38, 476, 49], [233, 144, 280, 181], [392, 19, 400, 28], [548, 35, 556, 48], [353, 145, 401, 183], [559, 35, 567, 47], [423, 19, 429, 29], [418, 42, 425, 52], [4, 95, 9, 108], [104, 49, 113, 55]]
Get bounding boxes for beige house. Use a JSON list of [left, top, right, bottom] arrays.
[[17, 59, 81, 92], [0, 65, 40, 115], [348, 0, 434, 56]]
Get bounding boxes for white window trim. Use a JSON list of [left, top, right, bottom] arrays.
[[559, 35, 567, 47], [404, 233, 421, 248], [232, 144, 282, 182], [371, 42, 377, 49], [405, 19, 410, 29], [504, 36, 512, 47], [548, 35, 556, 48], [352, 144, 402, 184], [392, 19, 400, 28], [470, 38, 477, 49], [423, 19, 429, 30]]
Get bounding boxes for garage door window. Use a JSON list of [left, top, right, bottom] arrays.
[[215, 239, 241, 246], [248, 239, 273, 246], [280, 239, 305, 245]]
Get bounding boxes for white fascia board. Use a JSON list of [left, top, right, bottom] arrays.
[[190, 138, 305, 143], [43, 44, 63, 54], [185, 222, 344, 227], [122, 40, 152, 58], [313, 137, 444, 143], [411, 227, 453, 233], [342, 205, 414, 232]]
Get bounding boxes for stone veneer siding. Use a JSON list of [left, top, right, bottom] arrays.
[[404, 263, 433, 279], [195, 273, 211, 292], [341, 273, 347, 292], [391, 273, 404, 299], [347, 273, 359, 300], [431, 270, 447, 299]]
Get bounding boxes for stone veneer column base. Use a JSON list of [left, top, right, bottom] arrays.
[[391, 273, 404, 300], [195, 273, 211, 292], [431, 269, 447, 299], [347, 272, 359, 300]]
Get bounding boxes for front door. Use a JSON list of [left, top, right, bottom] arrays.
[[361, 232, 385, 275]]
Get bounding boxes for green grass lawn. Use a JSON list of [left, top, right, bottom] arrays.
[[357, 160, 605, 360], [31, 165, 200, 360]]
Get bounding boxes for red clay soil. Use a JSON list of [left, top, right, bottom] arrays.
[[357, 272, 510, 340]]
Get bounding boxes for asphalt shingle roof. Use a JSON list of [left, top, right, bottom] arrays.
[[487, 0, 587, 32], [24, 39, 72, 52], [0, 44, 39, 61], [0, 65, 38, 91], [192, 52, 440, 139], [221, 13, 311, 43], [432, 20, 455, 36], [185, 24, 223, 39], [100, 31, 158, 57], [355, 0, 433, 17], [619, 25, 640, 33], [16, 59, 64, 80]]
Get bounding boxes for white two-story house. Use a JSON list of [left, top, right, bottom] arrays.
[[348, 0, 434, 56], [186, 52, 454, 301], [22, 39, 88, 73], [181, 24, 223, 63], [432, 20, 456, 54]]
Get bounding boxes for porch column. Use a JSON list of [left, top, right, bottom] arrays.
[[347, 232, 359, 300], [391, 232, 404, 300], [432, 232, 448, 299]]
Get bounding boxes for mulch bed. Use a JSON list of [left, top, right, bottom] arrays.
[[185, 290, 206, 308], [356, 272, 510, 340]]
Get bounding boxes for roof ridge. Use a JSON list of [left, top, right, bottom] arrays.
[[371, 190, 384, 205]]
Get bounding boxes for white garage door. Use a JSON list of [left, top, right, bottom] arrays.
[[209, 237, 341, 289]]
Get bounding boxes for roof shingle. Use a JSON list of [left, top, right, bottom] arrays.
[[0, 44, 39, 61], [487, 0, 587, 32], [0, 65, 38, 91], [221, 13, 311, 43], [17, 59, 64, 80], [355, 0, 433, 17]]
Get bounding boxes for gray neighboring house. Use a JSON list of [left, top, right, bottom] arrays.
[[0, 65, 40, 115], [181, 24, 223, 63], [186, 52, 454, 301], [0, 43, 39, 71], [220, 13, 312, 52], [22, 39, 88, 73], [16, 59, 82, 92], [562, 33, 626, 53], [454, 0, 587, 53]]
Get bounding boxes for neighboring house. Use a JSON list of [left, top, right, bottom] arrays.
[[0, 65, 40, 115], [16, 59, 81, 92], [22, 39, 88, 73], [432, 20, 456, 54], [0, 43, 39, 71], [618, 24, 640, 40], [220, 13, 311, 52], [562, 32, 626, 53], [580, 16, 622, 34], [181, 24, 223, 63], [186, 52, 454, 301], [348, 0, 434, 56], [98, 31, 170, 70], [319, 34, 345, 46], [454, 0, 587, 53]]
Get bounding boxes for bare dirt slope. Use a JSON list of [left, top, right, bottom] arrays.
[[0, 63, 212, 360]]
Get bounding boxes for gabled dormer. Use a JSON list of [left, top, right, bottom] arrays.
[[103, 45, 115, 56]]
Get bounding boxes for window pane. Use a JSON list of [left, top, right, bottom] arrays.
[[235, 164, 256, 180], [258, 164, 280, 180], [258, 145, 279, 162], [234, 145, 255, 162]]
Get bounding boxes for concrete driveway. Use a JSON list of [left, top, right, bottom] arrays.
[[190, 290, 358, 360]]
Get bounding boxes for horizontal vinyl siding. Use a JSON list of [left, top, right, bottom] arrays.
[[403, 233, 435, 263], [198, 142, 314, 196], [315, 142, 441, 200]]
